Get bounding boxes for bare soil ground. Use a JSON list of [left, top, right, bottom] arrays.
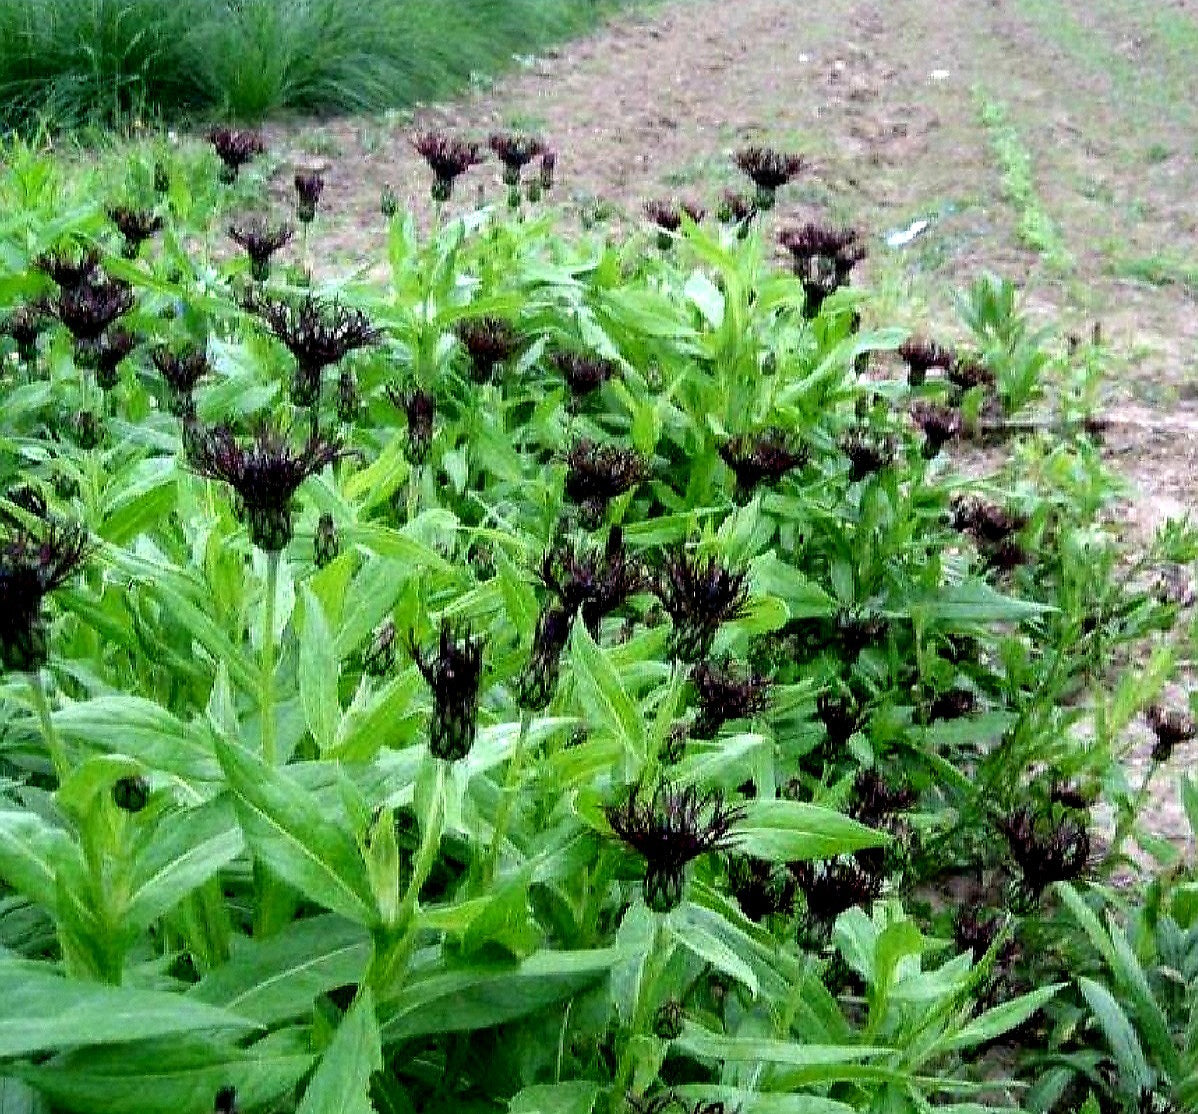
[[260, 0, 1198, 851]]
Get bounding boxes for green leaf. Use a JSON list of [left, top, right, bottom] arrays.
[[332, 670, 423, 761], [570, 624, 644, 765], [381, 949, 617, 1040], [903, 580, 1052, 623], [669, 903, 757, 995], [52, 697, 219, 782], [299, 587, 340, 754], [0, 810, 73, 911], [191, 915, 370, 1026], [944, 983, 1062, 1051], [214, 738, 376, 926], [15, 1031, 310, 1114], [675, 1023, 887, 1071], [750, 554, 834, 619], [296, 990, 382, 1114], [128, 797, 244, 929], [1079, 977, 1153, 1094], [733, 800, 886, 861], [0, 964, 258, 1058], [510, 1082, 600, 1114], [671, 1088, 854, 1114]]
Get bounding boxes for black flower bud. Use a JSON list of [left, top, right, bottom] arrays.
[[380, 186, 399, 218], [412, 621, 486, 763], [1146, 704, 1196, 763], [653, 998, 685, 1041], [517, 604, 573, 712], [73, 410, 103, 451], [336, 368, 359, 424], [314, 512, 339, 569], [112, 775, 150, 813], [294, 171, 324, 224]]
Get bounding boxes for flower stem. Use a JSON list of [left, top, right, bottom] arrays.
[[485, 709, 533, 885], [260, 551, 280, 765], [27, 671, 68, 782], [1107, 758, 1162, 870]]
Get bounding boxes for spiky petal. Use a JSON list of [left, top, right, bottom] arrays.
[[412, 621, 486, 762], [653, 548, 750, 662]]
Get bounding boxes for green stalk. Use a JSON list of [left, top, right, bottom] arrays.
[[260, 551, 280, 766], [610, 915, 671, 1111], [1107, 758, 1163, 870], [485, 709, 533, 885], [27, 671, 68, 782]]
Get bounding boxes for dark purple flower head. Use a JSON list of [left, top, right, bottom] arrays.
[[605, 782, 745, 912], [728, 855, 796, 922], [690, 660, 772, 739], [716, 190, 759, 233], [564, 440, 648, 527], [538, 149, 557, 191], [550, 351, 618, 397], [228, 218, 293, 282], [653, 548, 751, 662], [816, 690, 861, 751], [926, 687, 978, 723], [93, 327, 138, 391], [735, 146, 803, 204], [208, 128, 265, 182], [849, 770, 916, 826], [898, 335, 955, 386], [791, 855, 883, 926], [488, 132, 546, 185], [539, 529, 646, 633], [719, 429, 808, 494], [779, 222, 865, 315], [35, 246, 102, 291], [910, 401, 961, 458], [1146, 704, 1196, 763], [2, 299, 52, 362], [517, 603, 574, 711], [999, 804, 1091, 905], [152, 344, 211, 417], [386, 385, 437, 464], [644, 199, 705, 234], [950, 495, 1027, 545], [245, 291, 380, 407], [293, 171, 325, 223], [455, 317, 520, 383], [54, 275, 135, 344], [412, 620, 486, 762], [188, 424, 346, 551], [108, 206, 164, 258], [948, 353, 995, 392], [0, 519, 90, 671], [412, 132, 483, 200], [840, 429, 896, 482]]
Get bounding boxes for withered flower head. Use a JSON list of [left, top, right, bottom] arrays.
[[653, 548, 751, 662], [54, 275, 135, 346], [948, 353, 995, 392], [791, 855, 883, 926], [208, 128, 265, 182], [108, 206, 164, 258], [950, 494, 1027, 544], [0, 518, 90, 672], [779, 222, 865, 315], [188, 424, 346, 551], [716, 190, 759, 235], [2, 299, 52, 363], [898, 335, 954, 386], [550, 351, 618, 397], [517, 603, 574, 711], [152, 344, 211, 418], [35, 246, 101, 290], [1146, 703, 1197, 763], [735, 146, 803, 206], [728, 855, 796, 922], [910, 401, 961, 458], [228, 218, 293, 282], [605, 782, 745, 913], [849, 770, 916, 825], [690, 660, 771, 739], [293, 171, 325, 223], [455, 316, 520, 383], [719, 429, 808, 494], [412, 132, 483, 201], [564, 440, 648, 527], [488, 132, 546, 186], [840, 429, 896, 482], [245, 291, 380, 407], [412, 620, 486, 762], [999, 804, 1091, 905], [386, 386, 437, 464], [94, 327, 137, 391]]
